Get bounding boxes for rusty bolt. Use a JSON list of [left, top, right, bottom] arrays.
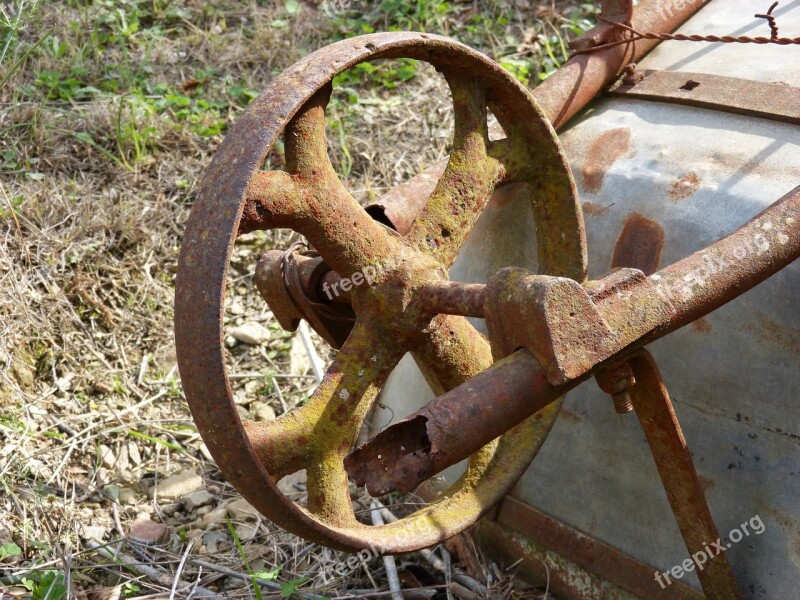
[[596, 362, 636, 414]]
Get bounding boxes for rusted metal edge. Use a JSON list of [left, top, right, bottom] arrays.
[[610, 69, 800, 125], [487, 496, 705, 600], [627, 350, 741, 600]]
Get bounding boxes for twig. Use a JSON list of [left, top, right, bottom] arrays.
[[370, 502, 403, 600], [169, 540, 195, 600], [442, 546, 453, 600], [86, 541, 217, 598], [374, 502, 488, 597], [273, 376, 289, 414], [298, 320, 325, 383]]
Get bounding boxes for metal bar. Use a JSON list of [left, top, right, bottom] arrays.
[[610, 69, 800, 126], [627, 350, 742, 600], [344, 349, 567, 495], [491, 496, 706, 600], [418, 280, 487, 318], [352, 185, 800, 494]]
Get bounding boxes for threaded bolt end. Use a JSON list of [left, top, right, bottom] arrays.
[[613, 391, 634, 414]]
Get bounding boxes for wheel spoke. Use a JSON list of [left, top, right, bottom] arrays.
[[239, 170, 305, 234], [285, 86, 400, 278], [406, 74, 503, 268], [245, 315, 407, 521], [413, 314, 492, 394]]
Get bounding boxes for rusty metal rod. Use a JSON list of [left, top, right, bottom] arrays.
[[627, 350, 742, 600], [353, 185, 800, 494], [344, 348, 572, 495], [421, 184, 800, 324], [418, 281, 487, 318]]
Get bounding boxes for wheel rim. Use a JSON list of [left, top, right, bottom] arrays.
[[175, 31, 587, 552]]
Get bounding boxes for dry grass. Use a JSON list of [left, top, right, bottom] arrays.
[[0, 1, 593, 597]]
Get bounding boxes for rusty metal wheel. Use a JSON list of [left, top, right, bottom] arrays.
[[175, 32, 587, 552]]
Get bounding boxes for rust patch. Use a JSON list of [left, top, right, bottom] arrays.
[[582, 200, 611, 217], [581, 128, 631, 194], [746, 313, 800, 362], [559, 407, 582, 424], [669, 172, 701, 201], [611, 213, 664, 276], [691, 317, 712, 334]]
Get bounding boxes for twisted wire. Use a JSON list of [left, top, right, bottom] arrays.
[[573, 2, 800, 54]]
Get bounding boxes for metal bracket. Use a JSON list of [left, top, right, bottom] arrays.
[[484, 267, 674, 386], [610, 69, 800, 126], [254, 248, 355, 348]]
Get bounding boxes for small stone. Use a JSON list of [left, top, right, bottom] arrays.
[[129, 518, 170, 545], [229, 322, 270, 346], [236, 405, 249, 420], [196, 505, 213, 517], [251, 402, 276, 422], [161, 502, 180, 516], [225, 336, 238, 349], [119, 487, 137, 505], [103, 484, 120, 502], [202, 507, 227, 525], [229, 301, 246, 316], [183, 490, 215, 511], [92, 381, 114, 395], [233, 390, 250, 406], [244, 380, 261, 395], [82, 524, 107, 542], [116, 443, 130, 471], [99, 445, 116, 469], [289, 333, 311, 376], [202, 530, 228, 553], [96, 467, 110, 486], [235, 523, 257, 541], [148, 470, 204, 500], [226, 498, 259, 521], [128, 441, 142, 466]]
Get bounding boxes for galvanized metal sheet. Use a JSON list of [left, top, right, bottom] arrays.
[[642, 0, 800, 86]]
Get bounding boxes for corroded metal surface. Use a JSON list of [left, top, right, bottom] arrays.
[[254, 249, 355, 348], [363, 0, 709, 227], [345, 349, 568, 497], [611, 70, 800, 125], [626, 350, 741, 600], [175, 31, 584, 551], [486, 498, 705, 600]]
